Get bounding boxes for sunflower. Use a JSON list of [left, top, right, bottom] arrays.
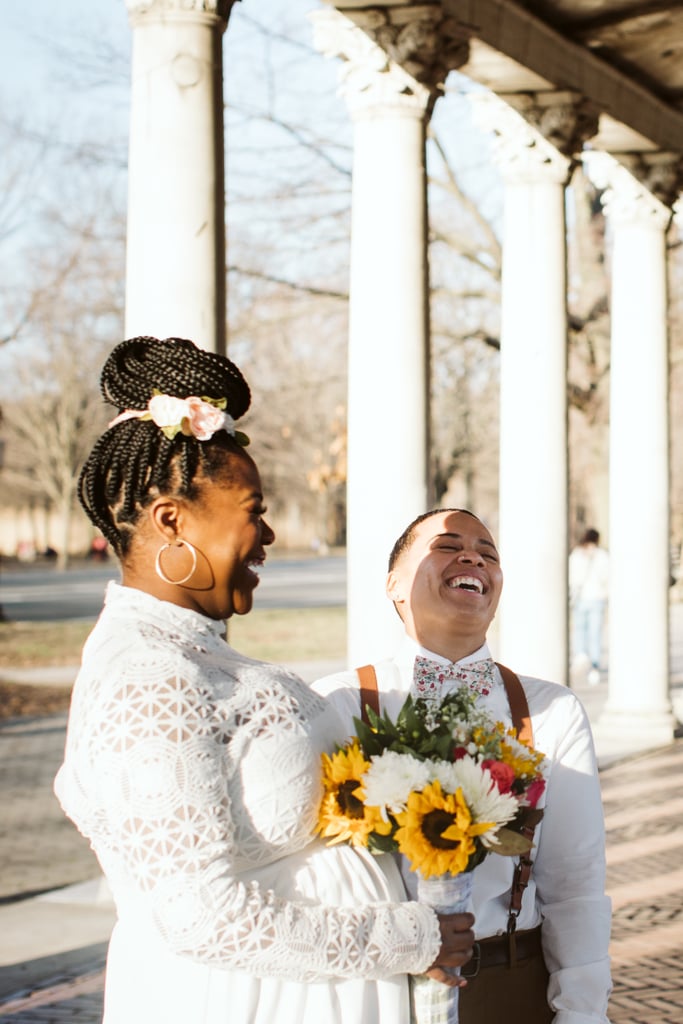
[[394, 780, 494, 878], [317, 743, 391, 848]]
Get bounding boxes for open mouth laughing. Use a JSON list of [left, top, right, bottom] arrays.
[[245, 554, 265, 583], [446, 574, 484, 594]]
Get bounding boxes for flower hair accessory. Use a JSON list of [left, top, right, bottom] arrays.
[[108, 391, 250, 445]]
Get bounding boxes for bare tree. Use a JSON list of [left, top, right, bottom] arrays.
[[1, 332, 112, 568], [0, 163, 125, 566]]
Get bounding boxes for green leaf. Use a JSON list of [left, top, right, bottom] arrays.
[[367, 831, 399, 854], [202, 395, 227, 410], [160, 423, 182, 440]]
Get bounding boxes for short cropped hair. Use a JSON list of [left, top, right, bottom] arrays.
[[387, 508, 480, 572]]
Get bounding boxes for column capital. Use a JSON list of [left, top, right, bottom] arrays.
[[589, 151, 680, 230], [503, 91, 599, 157], [470, 92, 574, 185], [620, 152, 683, 210], [311, 5, 468, 119], [125, 0, 237, 24]]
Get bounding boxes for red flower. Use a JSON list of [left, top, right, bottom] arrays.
[[525, 778, 546, 808], [452, 746, 469, 760], [482, 759, 516, 794]]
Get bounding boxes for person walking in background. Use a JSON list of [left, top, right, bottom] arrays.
[[569, 528, 610, 686]]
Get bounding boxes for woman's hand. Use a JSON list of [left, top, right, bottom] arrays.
[[425, 912, 475, 988]]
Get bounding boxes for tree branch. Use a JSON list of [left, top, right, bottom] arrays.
[[227, 265, 348, 300], [428, 127, 502, 268]]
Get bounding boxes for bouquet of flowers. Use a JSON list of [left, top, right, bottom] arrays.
[[316, 687, 547, 1024]]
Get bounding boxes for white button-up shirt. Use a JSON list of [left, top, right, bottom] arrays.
[[313, 635, 612, 1024]]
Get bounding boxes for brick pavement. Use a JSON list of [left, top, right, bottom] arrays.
[[602, 742, 683, 1024], [0, 968, 105, 1021], [1, 736, 681, 1022]]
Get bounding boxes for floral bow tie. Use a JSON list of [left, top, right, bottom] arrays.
[[413, 655, 497, 701]]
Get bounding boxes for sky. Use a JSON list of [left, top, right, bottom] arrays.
[[0, 0, 355, 194], [0, 1, 344, 248], [0, 0, 500, 273], [0, 0, 130, 127], [0, 0, 353, 369], [0, 1, 337, 149], [0, 0, 502, 370], [0, 0, 494, 186]]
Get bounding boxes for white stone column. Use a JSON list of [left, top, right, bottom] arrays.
[[595, 154, 679, 748], [473, 93, 597, 684], [124, 0, 235, 353], [313, 6, 467, 665]]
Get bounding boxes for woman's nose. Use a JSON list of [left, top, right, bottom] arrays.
[[261, 519, 275, 546]]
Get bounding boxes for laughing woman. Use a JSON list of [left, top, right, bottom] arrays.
[[54, 336, 473, 1024]]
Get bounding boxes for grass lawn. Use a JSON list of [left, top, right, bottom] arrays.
[[0, 606, 346, 668], [0, 606, 347, 720], [228, 605, 346, 663], [0, 620, 94, 668]]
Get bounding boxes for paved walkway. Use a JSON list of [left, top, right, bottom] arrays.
[[1, 657, 682, 1021], [601, 741, 683, 1023]]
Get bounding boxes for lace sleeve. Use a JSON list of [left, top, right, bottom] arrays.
[[57, 656, 441, 982]]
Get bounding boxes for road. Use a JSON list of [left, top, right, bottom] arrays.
[[0, 556, 346, 621]]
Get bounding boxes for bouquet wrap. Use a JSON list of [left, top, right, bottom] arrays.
[[412, 870, 474, 1024]]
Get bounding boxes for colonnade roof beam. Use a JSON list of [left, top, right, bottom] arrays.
[[331, 1, 683, 154]]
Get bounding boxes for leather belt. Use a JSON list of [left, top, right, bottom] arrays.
[[461, 925, 543, 979]]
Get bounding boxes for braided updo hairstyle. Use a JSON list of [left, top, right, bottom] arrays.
[[79, 336, 251, 557]]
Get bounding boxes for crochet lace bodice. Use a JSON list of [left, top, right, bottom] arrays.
[[55, 583, 440, 982]]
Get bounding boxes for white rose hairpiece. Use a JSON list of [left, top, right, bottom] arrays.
[[108, 391, 250, 445]]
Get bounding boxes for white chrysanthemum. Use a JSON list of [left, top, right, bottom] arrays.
[[425, 758, 462, 792], [429, 756, 519, 846], [362, 751, 431, 814]]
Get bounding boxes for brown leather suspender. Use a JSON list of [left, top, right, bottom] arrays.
[[495, 663, 532, 744], [494, 664, 537, 961], [356, 663, 381, 724], [354, 659, 538, 961]]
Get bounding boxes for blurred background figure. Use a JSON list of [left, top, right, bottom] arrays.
[[569, 528, 610, 685], [88, 535, 109, 562]]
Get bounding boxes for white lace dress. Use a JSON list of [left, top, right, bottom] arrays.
[[55, 583, 440, 1024]]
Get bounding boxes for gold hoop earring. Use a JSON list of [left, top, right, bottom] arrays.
[[155, 540, 198, 586]]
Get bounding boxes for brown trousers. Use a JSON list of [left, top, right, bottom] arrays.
[[458, 937, 552, 1024]]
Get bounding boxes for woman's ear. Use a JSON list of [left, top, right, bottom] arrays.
[[148, 497, 184, 542]]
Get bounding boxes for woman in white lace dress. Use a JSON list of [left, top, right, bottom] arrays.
[[54, 336, 473, 1024]]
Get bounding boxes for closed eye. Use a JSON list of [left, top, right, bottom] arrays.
[[435, 542, 498, 562]]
